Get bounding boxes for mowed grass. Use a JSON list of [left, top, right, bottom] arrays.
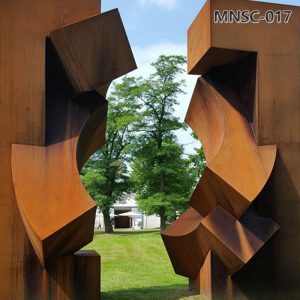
[[84, 229, 206, 300]]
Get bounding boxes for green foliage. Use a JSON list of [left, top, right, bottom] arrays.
[[82, 157, 130, 212], [133, 55, 187, 142], [187, 146, 206, 182], [129, 55, 202, 228], [132, 140, 197, 221], [82, 78, 139, 231], [82, 55, 207, 231]]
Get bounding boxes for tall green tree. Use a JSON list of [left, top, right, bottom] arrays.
[[130, 55, 196, 230], [82, 78, 139, 233], [132, 140, 198, 229], [187, 146, 206, 182]]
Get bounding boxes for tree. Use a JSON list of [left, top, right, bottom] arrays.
[[187, 145, 206, 183], [82, 78, 139, 233], [130, 55, 196, 230], [82, 55, 206, 232], [131, 139, 198, 229]]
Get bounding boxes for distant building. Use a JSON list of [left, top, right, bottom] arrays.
[[94, 196, 160, 230]]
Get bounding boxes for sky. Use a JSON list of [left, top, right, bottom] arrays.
[[102, 0, 300, 154]]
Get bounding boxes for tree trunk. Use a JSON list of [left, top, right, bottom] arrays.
[[160, 210, 167, 231], [103, 210, 113, 233]]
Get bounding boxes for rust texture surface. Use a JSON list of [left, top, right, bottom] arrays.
[[162, 0, 300, 299], [0, 1, 136, 299]]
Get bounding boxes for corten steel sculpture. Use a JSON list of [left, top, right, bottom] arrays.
[[162, 0, 300, 299], [0, 1, 136, 299]]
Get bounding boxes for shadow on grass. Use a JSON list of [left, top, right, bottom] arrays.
[[101, 284, 205, 300], [94, 229, 160, 236]]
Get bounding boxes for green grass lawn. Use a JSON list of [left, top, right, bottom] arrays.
[[84, 229, 206, 300]]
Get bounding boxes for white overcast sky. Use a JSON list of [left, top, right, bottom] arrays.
[[102, 0, 300, 154]]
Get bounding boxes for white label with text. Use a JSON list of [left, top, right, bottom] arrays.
[[214, 10, 293, 24]]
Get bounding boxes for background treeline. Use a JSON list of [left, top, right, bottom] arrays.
[[81, 55, 206, 232]]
